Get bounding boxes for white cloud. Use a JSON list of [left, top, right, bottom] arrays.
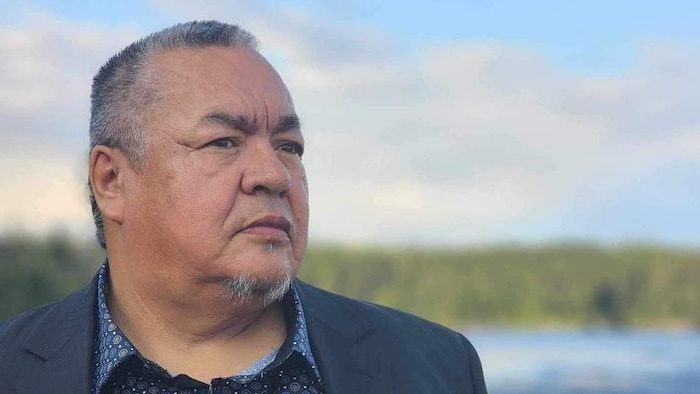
[[1, 4, 697, 244], [0, 152, 93, 237], [0, 11, 142, 152], [0, 10, 142, 238]]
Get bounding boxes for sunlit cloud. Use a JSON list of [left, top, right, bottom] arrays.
[[0, 2, 697, 244]]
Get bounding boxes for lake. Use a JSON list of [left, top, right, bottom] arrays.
[[465, 329, 700, 394]]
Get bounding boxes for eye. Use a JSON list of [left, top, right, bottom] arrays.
[[278, 142, 304, 157], [205, 138, 237, 149]]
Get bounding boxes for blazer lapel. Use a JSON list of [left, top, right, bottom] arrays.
[[295, 281, 392, 394], [15, 273, 98, 394]]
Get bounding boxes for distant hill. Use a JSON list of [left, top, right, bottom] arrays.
[[301, 243, 700, 327], [1, 235, 698, 327]]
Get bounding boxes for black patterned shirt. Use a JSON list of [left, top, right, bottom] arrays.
[[91, 263, 323, 394]]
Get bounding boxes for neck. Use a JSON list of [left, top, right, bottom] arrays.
[[105, 254, 288, 382]]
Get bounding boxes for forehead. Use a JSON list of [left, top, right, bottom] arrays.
[[146, 46, 294, 116]]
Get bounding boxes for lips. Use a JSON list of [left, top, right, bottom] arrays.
[[241, 215, 292, 237]]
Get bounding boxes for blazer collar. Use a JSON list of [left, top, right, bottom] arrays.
[[294, 280, 392, 394]]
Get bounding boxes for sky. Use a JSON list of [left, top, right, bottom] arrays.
[[0, 0, 698, 246]]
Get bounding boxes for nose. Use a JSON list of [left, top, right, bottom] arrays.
[[240, 141, 291, 197]]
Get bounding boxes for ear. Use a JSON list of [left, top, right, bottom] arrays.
[[89, 146, 131, 225]]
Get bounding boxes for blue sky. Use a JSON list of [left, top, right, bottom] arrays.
[[0, 1, 697, 245], [10, 0, 700, 72]]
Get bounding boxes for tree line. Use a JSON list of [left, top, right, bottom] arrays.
[[1, 235, 698, 327]]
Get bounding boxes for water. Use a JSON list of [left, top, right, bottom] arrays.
[[465, 329, 700, 394]]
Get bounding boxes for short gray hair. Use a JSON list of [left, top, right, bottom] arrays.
[[88, 20, 259, 248]]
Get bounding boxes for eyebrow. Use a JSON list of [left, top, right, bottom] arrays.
[[201, 112, 301, 135], [273, 113, 302, 134]]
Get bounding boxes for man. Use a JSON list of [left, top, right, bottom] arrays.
[[0, 21, 487, 393]]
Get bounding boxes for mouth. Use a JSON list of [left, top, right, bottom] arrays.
[[240, 215, 292, 240]]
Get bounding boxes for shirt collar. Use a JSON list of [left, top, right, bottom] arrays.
[[92, 262, 321, 390]]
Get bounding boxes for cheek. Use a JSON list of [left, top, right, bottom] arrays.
[[161, 165, 241, 240], [289, 171, 309, 261], [289, 167, 309, 218]]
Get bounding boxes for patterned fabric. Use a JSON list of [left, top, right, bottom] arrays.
[[91, 263, 323, 394]]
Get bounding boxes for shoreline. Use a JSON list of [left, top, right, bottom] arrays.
[[457, 323, 700, 334]]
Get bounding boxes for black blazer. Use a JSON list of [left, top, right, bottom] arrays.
[[0, 273, 487, 393]]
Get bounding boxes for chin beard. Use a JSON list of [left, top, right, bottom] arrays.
[[218, 271, 294, 306]]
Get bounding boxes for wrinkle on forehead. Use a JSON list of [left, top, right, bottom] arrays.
[[201, 112, 301, 137], [146, 46, 296, 131], [150, 46, 291, 96]]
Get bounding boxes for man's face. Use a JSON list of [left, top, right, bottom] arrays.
[[122, 46, 308, 299]]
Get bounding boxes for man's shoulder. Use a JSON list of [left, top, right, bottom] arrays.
[[0, 298, 62, 332], [0, 300, 62, 359], [296, 280, 487, 392], [296, 280, 474, 350], [0, 283, 94, 361]]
